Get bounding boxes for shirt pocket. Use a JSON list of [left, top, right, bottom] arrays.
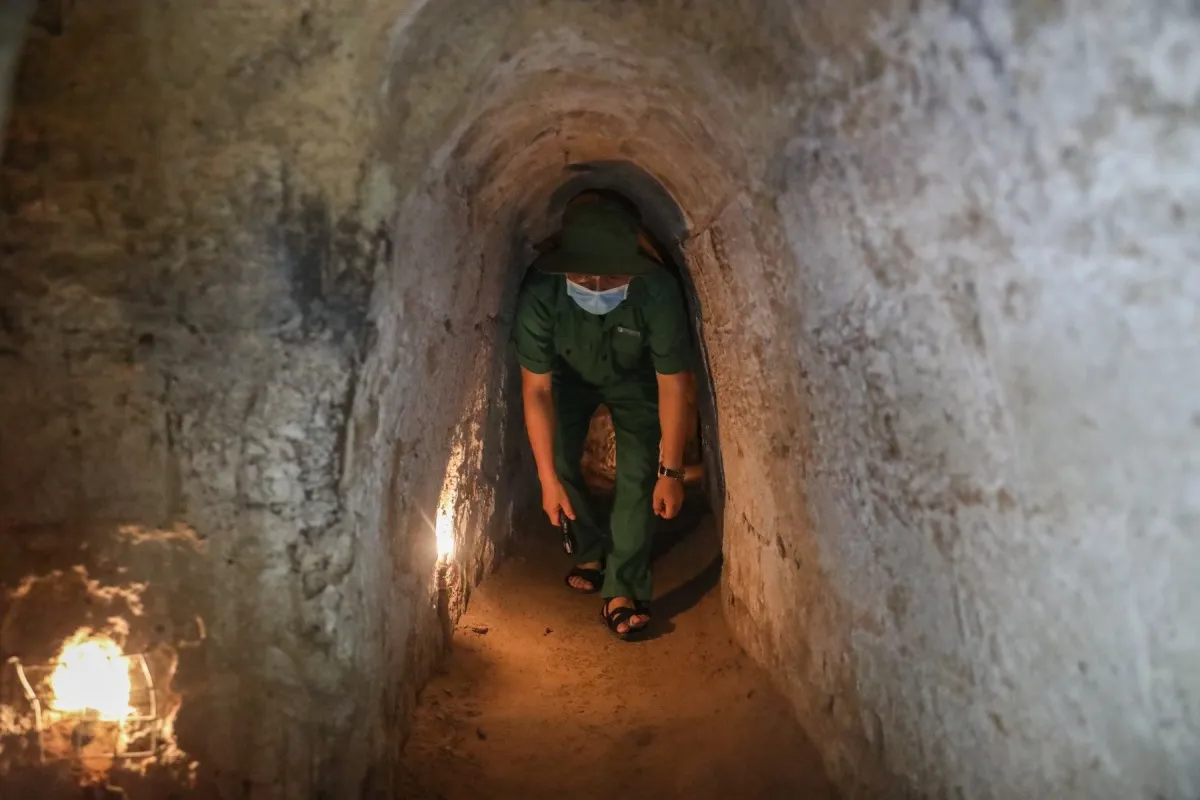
[[610, 325, 645, 369]]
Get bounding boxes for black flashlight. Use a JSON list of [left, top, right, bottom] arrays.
[[560, 516, 577, 555]]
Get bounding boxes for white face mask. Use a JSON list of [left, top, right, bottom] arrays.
[[566, 279, 629, 315]]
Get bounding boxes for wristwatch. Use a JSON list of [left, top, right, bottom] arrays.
[[658, 464, 686, 481]]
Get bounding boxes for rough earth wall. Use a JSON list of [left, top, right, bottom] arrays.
[[757, 4, 1200, 798], [0, 2, 534, 795], [1, 2, 1198, 800], [1, 3, 426, 797]]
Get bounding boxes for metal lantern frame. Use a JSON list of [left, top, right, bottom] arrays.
[[6, 652, 159, 763]]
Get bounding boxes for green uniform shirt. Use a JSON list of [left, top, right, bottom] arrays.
[[514, 266, 691, 388]]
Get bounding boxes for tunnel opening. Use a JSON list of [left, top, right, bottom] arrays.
[[392, 160, 776, 798], [526, 161, 726, 557]]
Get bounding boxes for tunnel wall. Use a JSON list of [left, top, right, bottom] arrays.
[[757, 4, 1200, 798], [0, 3, 537, 796], [0, 3, 404, 797], [1, 2, 1198, 800], [338, 156, 535, 793]]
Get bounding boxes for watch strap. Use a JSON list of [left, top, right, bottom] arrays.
[[658, 464, 686, 481]]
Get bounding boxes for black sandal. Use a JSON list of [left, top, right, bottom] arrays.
[[564, 565, 605, 594], [600, 599, 652, 641]]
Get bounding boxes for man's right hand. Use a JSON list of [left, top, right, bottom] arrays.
[[541, 478, 576, 526]]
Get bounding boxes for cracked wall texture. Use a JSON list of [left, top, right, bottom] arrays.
[[1, 1, 1198, 799]]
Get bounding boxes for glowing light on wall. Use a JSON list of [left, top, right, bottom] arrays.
[[49, 631, 133, 722], [435, 504, 455, 560], [433, 436, 469, 564]]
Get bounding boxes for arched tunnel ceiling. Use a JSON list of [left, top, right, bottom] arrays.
[[379, 14, 764, 242]]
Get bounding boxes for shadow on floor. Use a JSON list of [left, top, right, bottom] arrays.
[[639, 551, 722, 641]]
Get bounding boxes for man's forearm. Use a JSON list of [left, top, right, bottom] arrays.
[[523, 387, 559, 481], [657, 372, 692, 469]]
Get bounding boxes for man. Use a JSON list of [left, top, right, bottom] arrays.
[[514, 190, 693, 640]]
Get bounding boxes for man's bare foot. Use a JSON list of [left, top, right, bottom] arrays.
[[567, 561, 604, 592], [603, 597, 649, 634]]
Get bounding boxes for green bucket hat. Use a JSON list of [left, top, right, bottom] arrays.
[[535, 197, 661, 276]]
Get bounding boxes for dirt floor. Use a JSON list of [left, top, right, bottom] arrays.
[[399, 508, 836, 799]]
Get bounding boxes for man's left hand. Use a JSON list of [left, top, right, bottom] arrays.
[[653, 476, 684, 519]]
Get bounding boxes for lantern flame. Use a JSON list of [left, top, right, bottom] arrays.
[[48, 630, 133, 722]]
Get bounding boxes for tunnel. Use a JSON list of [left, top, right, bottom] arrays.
[[1, 1, 1198, 799]]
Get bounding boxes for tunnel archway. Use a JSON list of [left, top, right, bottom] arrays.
[[348, 29, 842, 788]]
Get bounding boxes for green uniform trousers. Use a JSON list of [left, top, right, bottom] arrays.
[[554, 378, 660, 601]]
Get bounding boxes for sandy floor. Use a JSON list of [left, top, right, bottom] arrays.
[[399, 511, 836, 800]]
